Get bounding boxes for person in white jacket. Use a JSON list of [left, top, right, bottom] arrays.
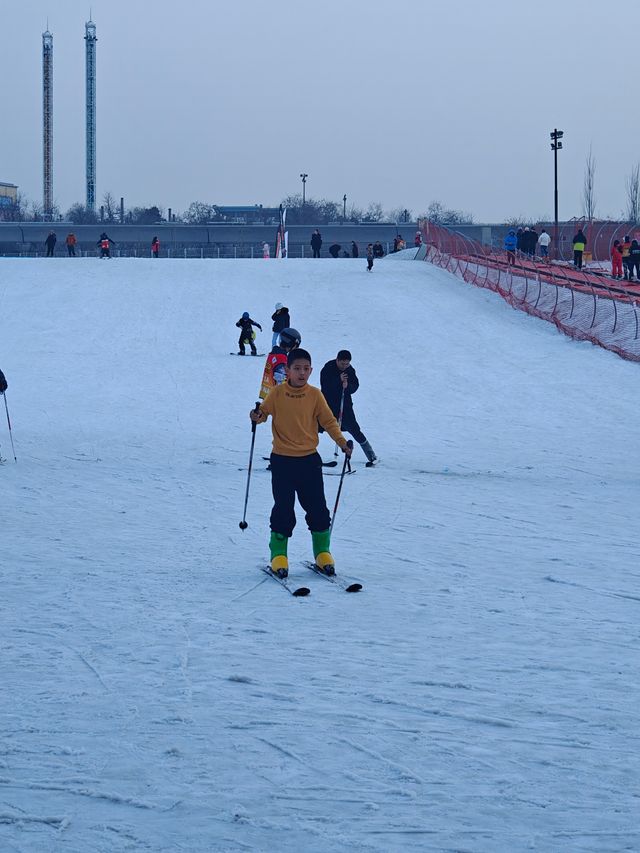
[[538, 229, 552, 259]]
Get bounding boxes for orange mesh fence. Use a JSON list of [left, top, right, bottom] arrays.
[[420, 220, 640, 362]]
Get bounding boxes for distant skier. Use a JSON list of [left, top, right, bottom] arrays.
[[351, 241, 359, 258], [311, 229, 322, 258], [622, 235, 632, 280], [45, 231, 57, 257], [65, 232, 77, 257], [151, 236, 160, 258], [271, 303, 291, 349], [0, 368, 7, 394], [366, 243, 374, 272], [414, 231, 422, 247], [236, 311, 262, 355], [250, 347, 351, 578], [320, 350, 377, 466], [328, 243, 341, 258], [258, 327, 302, 402], [97, 232, 115, 259]]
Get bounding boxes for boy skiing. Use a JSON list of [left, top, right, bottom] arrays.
[[236, 312, 262, 355], [320, 350, 377, 466], [250, 348, 351, 578]]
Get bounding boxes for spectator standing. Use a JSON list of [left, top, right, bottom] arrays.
[[65, 233, 77, 257], [628, 239, 640, 281], [621, 235, 631, 280], [516, 228, 524, 254], [151, 236, 160, 258], [263, 242, 270, 259], [538, 229, 551, 259], [528, 227, 538, 257], [414, 231, 422, 247], [311, 229, 322, 258], [504, 229, 517, 265], [611, 240, 623, 280], [351, 241, 359, 258], [572, 228, 587, 269], [45, 231, 57, 257]]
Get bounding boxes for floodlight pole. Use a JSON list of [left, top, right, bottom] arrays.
[[343, 194, 347, 222], [300, 173, 308, 218], [550, 129, 564, 260]]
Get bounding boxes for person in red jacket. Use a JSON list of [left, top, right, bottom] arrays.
[[151, 236, 160, 258], [611, 240, 623, 280], [65, 233, 77, 257]]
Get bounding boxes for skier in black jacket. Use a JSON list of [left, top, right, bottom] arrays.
[[271, 303, 291, 349], [0, 368, 7, 393], [320, 350, 377, 466], [45, 231, 57, 257], [235, 311, 262, 355]]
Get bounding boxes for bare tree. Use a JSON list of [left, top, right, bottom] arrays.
[[102, 192, 117, 222], [582, 146, 597, 223], [626, 163, 640, 224]]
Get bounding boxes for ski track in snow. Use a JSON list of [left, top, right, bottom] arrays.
[[1, 257, 640, 851]]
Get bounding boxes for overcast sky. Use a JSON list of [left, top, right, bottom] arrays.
[[1, 0, 635, 222]]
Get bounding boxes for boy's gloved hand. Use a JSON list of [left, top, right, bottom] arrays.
[[342, 441, 353, 457]]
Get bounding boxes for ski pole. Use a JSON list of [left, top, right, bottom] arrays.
[[330, 440, 353, 535], [333, 388, 345, 458], [2, 393, 16, 463], [239, 401, 261, 530]]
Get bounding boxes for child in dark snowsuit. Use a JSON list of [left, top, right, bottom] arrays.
[[236, 312, 262, 355]]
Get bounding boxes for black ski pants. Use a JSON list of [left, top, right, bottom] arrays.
[[341, 415, 366, 445], [573, 250, 583, 269], [312, 247, 321, 258], [270, 452, 330, 537], [238, 333, 257, 355]]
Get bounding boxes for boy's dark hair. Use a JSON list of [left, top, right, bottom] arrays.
[[337, 349, 351, 361], [287, 348, 312, 367]]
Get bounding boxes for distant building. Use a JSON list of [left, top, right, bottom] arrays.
[[0, 182, 18, 207], [213, 205, 280, 225]]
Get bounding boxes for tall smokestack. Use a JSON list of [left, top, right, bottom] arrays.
[[85, 19, 97, 211], [42, 28, 53, 217]]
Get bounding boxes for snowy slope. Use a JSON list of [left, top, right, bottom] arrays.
[[1, 256, 639, 852]]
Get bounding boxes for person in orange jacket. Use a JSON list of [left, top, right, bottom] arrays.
[[65, 233, 77, 257], [611, 240, 623, 280]]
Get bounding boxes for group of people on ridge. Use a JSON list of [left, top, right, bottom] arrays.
[[238, 306, 377, 579], [611, 237, 640, 281]]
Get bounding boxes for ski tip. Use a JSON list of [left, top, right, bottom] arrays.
[[293, 587, 311, 597], [345, 583, 363, 593]]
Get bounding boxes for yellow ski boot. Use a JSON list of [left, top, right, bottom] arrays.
[[312, 530, 335, 576], [269, 532, 289, 579]]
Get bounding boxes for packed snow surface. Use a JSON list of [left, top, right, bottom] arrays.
[[1, 256, 639, 852]]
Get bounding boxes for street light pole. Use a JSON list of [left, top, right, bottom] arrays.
[[343, 194, 347, 222], [550, 129, 563, 260], [300, 173, 308, 215]]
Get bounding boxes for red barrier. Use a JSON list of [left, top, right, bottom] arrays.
[[420, 221, 640, 362]]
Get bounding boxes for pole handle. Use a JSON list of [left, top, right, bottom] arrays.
[[251, 400, 261, 433]]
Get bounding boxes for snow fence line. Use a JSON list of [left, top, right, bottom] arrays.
[[419, 220, 640, 363]]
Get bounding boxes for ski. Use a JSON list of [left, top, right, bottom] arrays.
[[302, 561, 362, 593], [230, 353, 266, 357], [261, 566, 310, 597], [324, 469, 356, 476], [262, 456, 337, 468]]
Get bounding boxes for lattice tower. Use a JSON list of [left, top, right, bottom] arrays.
[[42, 29, 53, 216], [85, 20, 97, 210]]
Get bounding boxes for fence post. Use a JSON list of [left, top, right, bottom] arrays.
[[184, 248, 187, 259], [217, 247, 220, 259], [201, 248, 203, 259], [234, 246, 237, 259]]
